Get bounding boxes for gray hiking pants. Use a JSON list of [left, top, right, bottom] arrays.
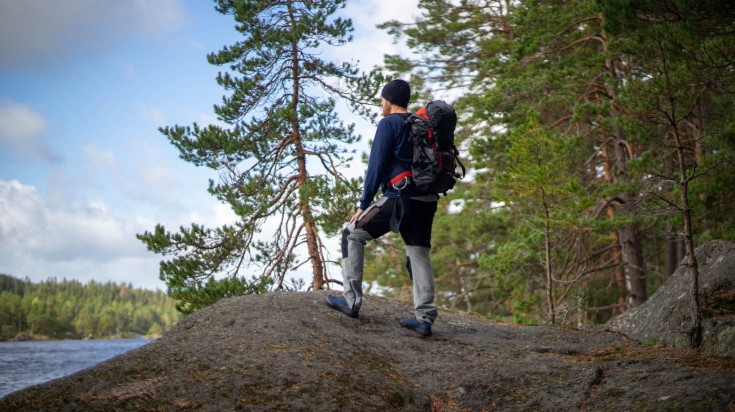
[[341, 195, 438, 324]]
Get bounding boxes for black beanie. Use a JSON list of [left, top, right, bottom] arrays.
[[381, 79, 411, 108]]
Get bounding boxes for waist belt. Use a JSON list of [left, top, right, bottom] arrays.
[[389, 171, 413, 189]]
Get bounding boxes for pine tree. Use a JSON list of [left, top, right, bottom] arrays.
[[600, 0, 735, 346], [138, 1, 378, 313], [361, 0, 735, 325]]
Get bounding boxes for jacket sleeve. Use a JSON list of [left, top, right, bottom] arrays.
[[359, 118, 394, 210]]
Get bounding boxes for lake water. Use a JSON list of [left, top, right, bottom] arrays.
[[0, 338, 152, 398]]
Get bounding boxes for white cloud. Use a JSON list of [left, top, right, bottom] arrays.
[[140, 106, 168, 127], [0, 99, 58, 161], [0, 178, 178, 288], [0, 179, 162, 287], [0, 0, 187, 71], [337, 1, 420, 72], [0, 180, 45, 245], [81, 145, 119, 172], [187, 202, 238, 229], [0, 166, 237, 290], [323, 1, 421, 176], [210, 202, 238, 227], [136, 164, 177, 192]]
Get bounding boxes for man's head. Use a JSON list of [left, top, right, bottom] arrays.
[[381, 79, 410, 115]]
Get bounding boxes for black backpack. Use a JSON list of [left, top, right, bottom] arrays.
[[404, 100, 465, 195]]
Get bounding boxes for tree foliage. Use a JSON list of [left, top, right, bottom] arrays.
[[598, 0, 735, 346], [363, 0, 735, 326], [138, 0, 383, 313], [0, 274, 181, 341]]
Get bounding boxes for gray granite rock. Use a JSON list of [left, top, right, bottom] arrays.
[[606, 240, 735, 356]]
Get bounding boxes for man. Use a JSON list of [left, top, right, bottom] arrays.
[[325, 79, 439, 337]]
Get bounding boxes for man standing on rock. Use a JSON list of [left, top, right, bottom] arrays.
[[325, 79, 439, 337]]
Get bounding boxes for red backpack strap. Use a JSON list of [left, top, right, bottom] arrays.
[[415, 106, 433, 144], [416, 106, 429, 120]]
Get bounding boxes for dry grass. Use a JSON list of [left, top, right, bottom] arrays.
[[575, 344, 735, 372]]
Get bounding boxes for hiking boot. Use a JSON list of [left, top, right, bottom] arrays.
[[400, 317, 432, 337], [325, 295, 358, 318]]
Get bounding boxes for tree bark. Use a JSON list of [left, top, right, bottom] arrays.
[[600, 28, 648, 309], [608, 205, 627, 313], [607, 123, 648, 308], [542, 196, 555, 324], [289, 0, 325, 290], [673, 129, 702, 347], [598, 104, 627, 314], [617, 219, 647, 306], [681, 203, 701, 347], [610, 133, 648, 307]]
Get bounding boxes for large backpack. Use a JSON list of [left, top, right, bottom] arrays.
[[402, 100, 465, 195]]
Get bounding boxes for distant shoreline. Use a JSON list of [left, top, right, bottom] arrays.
[[0, 274, 181, 342], [5, 333, 159, 343]]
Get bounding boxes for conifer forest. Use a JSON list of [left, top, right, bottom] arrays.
[[136, 0, 734, 327], [0, 274, 180, 341]]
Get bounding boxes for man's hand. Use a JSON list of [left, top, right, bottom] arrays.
[[349, 209, 364, 224]]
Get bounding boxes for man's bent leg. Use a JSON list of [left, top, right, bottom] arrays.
[[405, 244, 437, 324], [340, 198, 394, 312], [329, 197, 393, 318], [341, 223, 374, 312]]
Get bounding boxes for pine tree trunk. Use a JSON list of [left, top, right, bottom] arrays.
[[609, 96, 647, 307], [600, 39, 648, 309], [617, 218, 647, 307], [605, 125, 648, 308], [542, 197, 555, 324], [610, 208, 627, 313], [289, 0, 324, 290], [673, 129, 702, 347], [681, 204, 701, 347], [601, 143, 627, 313]]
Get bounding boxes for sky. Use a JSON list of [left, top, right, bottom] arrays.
[[0, 0, 420, 291]]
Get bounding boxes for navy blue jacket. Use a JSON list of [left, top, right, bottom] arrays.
[[359, 113, 415, 210]]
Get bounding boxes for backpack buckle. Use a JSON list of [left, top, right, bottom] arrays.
[[390, 171, 413, 190]]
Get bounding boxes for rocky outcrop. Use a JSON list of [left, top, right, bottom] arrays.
[[1, 290, 733, 411], [606, 240, 735, 356]]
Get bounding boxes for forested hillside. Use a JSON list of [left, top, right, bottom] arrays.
[[0, 274, 181, 341]]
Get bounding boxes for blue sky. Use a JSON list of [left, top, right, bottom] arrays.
[[0, 0, 418, 290]]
